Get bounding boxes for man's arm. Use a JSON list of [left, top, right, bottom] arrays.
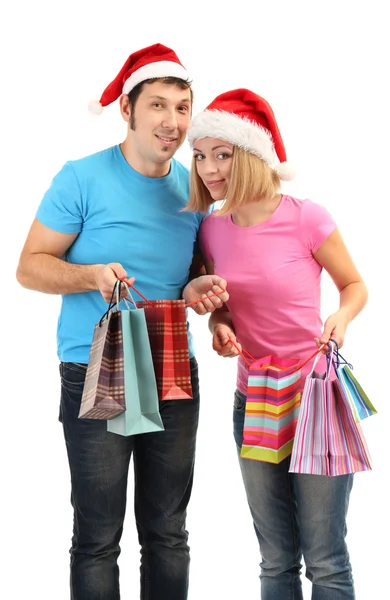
[[187, 252, 206, 281], [16, 219, 132, 302]]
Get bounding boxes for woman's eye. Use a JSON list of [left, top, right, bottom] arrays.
[[217, 153, 230, 159], [194, 154, 204, 161]]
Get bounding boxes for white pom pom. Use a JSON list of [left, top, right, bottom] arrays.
[[88, 100, 104, 115], [275, 161, 296, 181]]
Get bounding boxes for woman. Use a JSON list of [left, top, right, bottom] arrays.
[[185, 88, 368, 599]]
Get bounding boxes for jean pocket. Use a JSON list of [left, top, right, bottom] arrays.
[[233, 389, 246, 411], [60, 362, 87, 390]]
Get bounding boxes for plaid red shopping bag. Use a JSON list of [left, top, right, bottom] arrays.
[[78, 310, 126, 419], [137, 299, 193, 400], [120, 279, 226, 401], [289, 344, 372, 476]]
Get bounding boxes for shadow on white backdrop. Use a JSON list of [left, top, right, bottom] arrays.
[[1, 1, 388, 598]]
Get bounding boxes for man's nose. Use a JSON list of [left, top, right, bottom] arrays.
[[161, 109, 178, 129]]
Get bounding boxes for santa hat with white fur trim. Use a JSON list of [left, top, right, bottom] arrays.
[[89, 43, 190, 115], [188, 88, 295, 181]]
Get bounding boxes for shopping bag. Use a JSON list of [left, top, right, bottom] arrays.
[[107, 305, 164, 436], [78, 309, 126, 420], [240, 354, 302, 464], [330, 341, 377, 422], [138, 299, 192, 400], [120, 279, 227, 401], [289, 352, 331, 475], [328, 378, 372, 475], [289, 345, 372, 476]]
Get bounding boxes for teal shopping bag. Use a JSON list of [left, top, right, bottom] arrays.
[[329, 340, 377, 422], [107, 307, 164, 436]]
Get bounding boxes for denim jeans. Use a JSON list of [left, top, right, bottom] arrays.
[[59, 358, 200, 600], [233, 389, 355, 600]]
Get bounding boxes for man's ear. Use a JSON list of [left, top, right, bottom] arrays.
[[119, 94, 131, 122]]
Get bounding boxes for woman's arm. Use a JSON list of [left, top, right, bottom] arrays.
[[314, 228, 368, 348]]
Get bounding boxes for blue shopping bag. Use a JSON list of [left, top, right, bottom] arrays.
[[329, 340, 377, 422], [107, 286, 164, 437]]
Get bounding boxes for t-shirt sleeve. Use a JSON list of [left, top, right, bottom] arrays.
[[36, 161, 84, 234], [300, 200, 337, 253]]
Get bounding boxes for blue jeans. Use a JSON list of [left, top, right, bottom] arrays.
[[233, 389, 355, 600], [59, 358, 200, 600]]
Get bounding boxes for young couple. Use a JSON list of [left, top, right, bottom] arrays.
[[16, 42, 367, 600]]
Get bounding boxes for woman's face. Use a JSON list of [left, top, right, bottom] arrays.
[[192, 137, 234, 201]]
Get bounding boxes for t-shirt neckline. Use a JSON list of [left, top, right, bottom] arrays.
[[228, 194, 286, 230]]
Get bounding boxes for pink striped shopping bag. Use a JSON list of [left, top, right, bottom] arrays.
[[289, 345, 372, 476]]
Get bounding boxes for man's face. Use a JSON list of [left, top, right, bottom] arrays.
[[128, 81, 192, 167]]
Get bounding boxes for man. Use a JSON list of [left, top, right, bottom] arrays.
[[16, 43, 227, 600]]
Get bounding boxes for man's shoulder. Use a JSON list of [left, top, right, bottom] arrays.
[[65, 146, 117, 179], [67, 145, 118, 175]]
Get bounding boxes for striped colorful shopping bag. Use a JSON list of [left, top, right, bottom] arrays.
[[240, 354, 301, 463], [289, 344, 372, 476], [235, 344, 325, 465], [330, 340, 377, 422], [328, 378, 372, 475]]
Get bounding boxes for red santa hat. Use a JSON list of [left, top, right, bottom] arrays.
[[188, 88, 295, 181], [89, 43, 190, 115]]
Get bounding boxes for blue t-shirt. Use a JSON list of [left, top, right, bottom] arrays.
[[36, 144, 205, 363]]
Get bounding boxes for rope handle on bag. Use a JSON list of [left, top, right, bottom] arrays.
[[226, 338, 256, 367], [326, 338, 354, 370], [99, 280, 135, 325], [225, 337, 327, 371], [118, 277, 227, 309]]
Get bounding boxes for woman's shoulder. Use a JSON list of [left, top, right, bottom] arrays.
[[283, 195, 333, 219]]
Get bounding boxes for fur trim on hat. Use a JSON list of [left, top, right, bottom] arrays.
[[188, 110, 276, 166]]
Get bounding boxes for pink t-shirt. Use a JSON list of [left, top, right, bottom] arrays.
[[200, 195, 337, 394]]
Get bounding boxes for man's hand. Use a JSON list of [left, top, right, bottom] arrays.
[[183, 275, 229, 315], [94, 263, 135, 303], [212, 324, 241, 357]]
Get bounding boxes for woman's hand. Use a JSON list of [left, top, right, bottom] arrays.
[[212, 324, 242, 357], [314, 308, 350, 350]]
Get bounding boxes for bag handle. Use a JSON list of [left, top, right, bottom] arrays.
[[327, 338, 354, 370], [99, 281, 121, 326], [226, 338, 256, 367], [119, 277, 226, 309], [116, 279, 136, 311], [226, 338, 327, 371], [307, 341, 335, 379]]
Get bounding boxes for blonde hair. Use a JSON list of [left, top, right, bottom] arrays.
[[186, 146, 281, 215]]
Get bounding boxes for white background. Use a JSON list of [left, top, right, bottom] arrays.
[[1, 1, 389, 598]]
